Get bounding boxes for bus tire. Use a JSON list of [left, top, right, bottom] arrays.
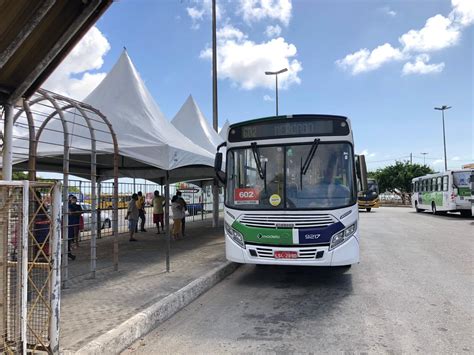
[[366, 208, 371, 212], [415, 201, 424, 213], [431, 202, 437, 215], [460, 210, 472, 217]]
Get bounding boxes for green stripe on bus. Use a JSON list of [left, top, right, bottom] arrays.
[[231, 220, 293, 245], [421, 192, 443, 206]]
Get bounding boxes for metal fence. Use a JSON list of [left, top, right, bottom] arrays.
[[0, 181, 61, 354]]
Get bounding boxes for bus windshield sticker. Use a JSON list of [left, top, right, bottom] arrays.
[[234, 188, 260, 205], [269, 194, 281, 207]]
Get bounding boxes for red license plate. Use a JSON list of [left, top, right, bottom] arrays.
[[274, 251, 298, 259]]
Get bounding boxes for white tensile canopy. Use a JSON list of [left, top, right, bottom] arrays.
[[171, 95, 223, 154], [9, 51, 216, 183], [218, 119, 230, 140]]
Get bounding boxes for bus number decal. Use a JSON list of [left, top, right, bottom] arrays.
[[234, 188, 260, 204]]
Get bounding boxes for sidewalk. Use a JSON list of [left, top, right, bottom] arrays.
[[60, 217, 226, 352]]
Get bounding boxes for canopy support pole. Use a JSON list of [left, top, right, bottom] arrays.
[[1, 103, 13, 180], [164, 172, 170, 272]]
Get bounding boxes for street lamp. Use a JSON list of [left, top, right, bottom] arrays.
[[434, 105, 451, 171], [420, 152, 428, 165], [265, 68, 288, 116]]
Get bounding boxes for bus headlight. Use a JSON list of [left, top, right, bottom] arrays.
[[329, 222, 357, 251], [225, 222, 244, 248]]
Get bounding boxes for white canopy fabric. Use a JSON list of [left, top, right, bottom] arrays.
[[8, 51, 216, 183], [171, 95, 223, 154], [219, 119, 230, 140]]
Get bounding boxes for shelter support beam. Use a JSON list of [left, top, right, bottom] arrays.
[[165, 173, 170, 272], [2, 103, 13, 180]]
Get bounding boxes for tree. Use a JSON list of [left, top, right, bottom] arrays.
[[371, 162, 434, 204]]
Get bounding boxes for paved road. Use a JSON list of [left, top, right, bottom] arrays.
[[124, 207, 473, 354]]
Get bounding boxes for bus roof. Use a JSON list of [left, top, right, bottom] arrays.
[[411, 169, 474, 181], [229, 114, 348, 129]]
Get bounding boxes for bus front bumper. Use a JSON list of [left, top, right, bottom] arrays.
[[358, 199, 380, 208], [226, 234, 360, 266]]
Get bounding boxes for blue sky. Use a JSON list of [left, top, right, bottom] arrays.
[[44, 0, 473, 172]]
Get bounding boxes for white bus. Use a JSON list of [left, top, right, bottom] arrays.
[[214, 114, 368, 267], [411, 169, 473, 217]]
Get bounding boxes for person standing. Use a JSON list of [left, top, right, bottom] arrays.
[[68, 195, 82, 258], [126, 193, 139, 241], [171, 195, 184, 240], [176, 190, 187, 236], [152, 190, 165, 234], [136, 191, 147, 232]]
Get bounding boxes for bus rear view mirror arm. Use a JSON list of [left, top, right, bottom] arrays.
[[356, 154, 368, 192]]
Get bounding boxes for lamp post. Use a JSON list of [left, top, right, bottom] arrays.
[[265, 68, 288, 116], [434, 105, 451, 171], [420, 152, 428, 166]]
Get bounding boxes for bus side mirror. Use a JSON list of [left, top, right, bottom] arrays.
[[214, 152, 226, 185], [356, 154, 368, 192]]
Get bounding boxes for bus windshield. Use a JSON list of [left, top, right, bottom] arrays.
[[226, 142, 355, 210]]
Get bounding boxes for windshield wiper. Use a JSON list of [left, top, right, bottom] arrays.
[[251, 142, 267, 192], [300, 138, 320, 189]]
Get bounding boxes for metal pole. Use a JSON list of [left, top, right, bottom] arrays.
[[164, 173, 170, 272], [211, 0, 220, 229], [275, 75, 278, 117], [212, 0, 218, 131], [20, 181, 29, 355], [442, 110, 447, 171], [2, 103, 13, 180], [50, 182, 62, 354]]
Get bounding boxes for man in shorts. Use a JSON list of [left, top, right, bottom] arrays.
[[125, 193, 139, 241], [152, 190, 165, 234]]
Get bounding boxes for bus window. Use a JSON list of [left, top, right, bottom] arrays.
[[443, 176, 448, 191], [432, 178, 437, 191], [437, 177, 442, 191]]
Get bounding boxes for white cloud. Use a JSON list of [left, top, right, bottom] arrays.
[[336, 43, 404, 75], [43, 26, 110, 100], [452, 156, 461, 161], [358, 149, 376, 158], [337, 0, 473, 75], [402, 54, 444, 75], [381, 6, 397, 17], [200, 25, 302, 90], [186, 0, 223, 29], [432, 159, 444, 166], [263, 94, 274, 101], [265, 24, 282, 38], [450, 0, 474, 27], [399, 14, 461, 53], [239, 0, 292, 26]]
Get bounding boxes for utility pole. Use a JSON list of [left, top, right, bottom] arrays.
[[420, 152, 428, 165], [211, 0, 219, 228], [434, 105, 451, 171], [410, 153, 412, 164]]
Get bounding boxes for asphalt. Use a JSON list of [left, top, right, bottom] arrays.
[[123, 207, 473, 354]]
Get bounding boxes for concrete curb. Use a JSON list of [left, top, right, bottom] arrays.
[[70, 261, 240, 355]]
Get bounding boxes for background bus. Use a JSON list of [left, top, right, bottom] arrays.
[[358, 178, 379, 212], [411, 169, 473, 217], [215, 114, 368, 267]]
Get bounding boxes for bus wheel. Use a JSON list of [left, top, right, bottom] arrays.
[[460, 210, 472, 217], [431, 202, 437, 215], [366, 208, 371, 212], [415, 201, 424, 213]]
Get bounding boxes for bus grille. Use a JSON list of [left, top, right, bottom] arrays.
[[255, 247, 319, 259], [240, 213, 335, 229]]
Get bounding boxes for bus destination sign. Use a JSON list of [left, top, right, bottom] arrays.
[[229, 116, 349, 142]]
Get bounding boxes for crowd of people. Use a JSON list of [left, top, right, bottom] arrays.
[[126, 190, 187, 242]]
